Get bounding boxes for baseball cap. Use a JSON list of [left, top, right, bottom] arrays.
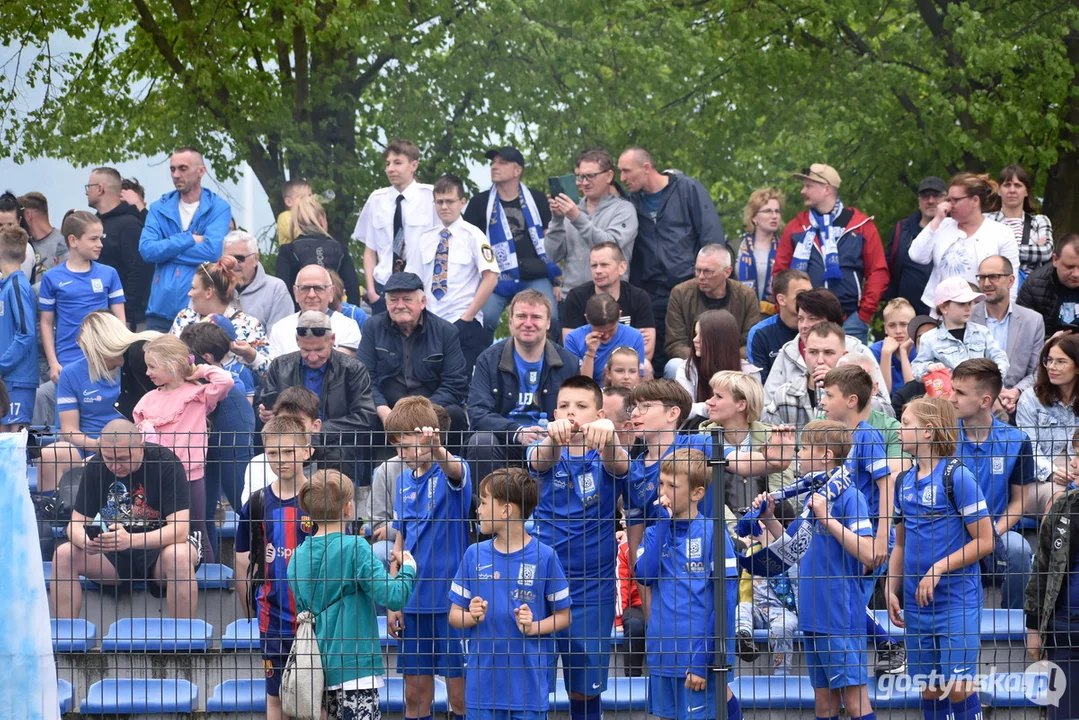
[[205, 314, 237, 341], [933, 276, 985, 307], [791, 163, 841, 189], [382, 272, 424, 293], [918, 177, 947, 195], [907, 314, 939, 338], [485, 146, 526, 167]]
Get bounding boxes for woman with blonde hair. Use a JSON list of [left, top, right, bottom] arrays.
[[737, 188, 785, 316], [908, 172, 1018, 312], [36, 312, 160, 493], [275, 193, 361, 305]]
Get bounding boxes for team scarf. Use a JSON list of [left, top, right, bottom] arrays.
[[735, 465, 854, 577], [791, 198, 845, 284], [737, 233, 778, 307], [485, 183, 554, 297]]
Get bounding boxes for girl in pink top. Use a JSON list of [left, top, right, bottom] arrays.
[[134, 335, 234, 564]]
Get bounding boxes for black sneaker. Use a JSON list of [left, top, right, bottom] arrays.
[[875, 640, 906, 675], [735, 629, 758, 662]]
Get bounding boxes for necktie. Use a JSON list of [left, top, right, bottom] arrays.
[[432, 229, 450, 300], [392, 194, 405, 273]]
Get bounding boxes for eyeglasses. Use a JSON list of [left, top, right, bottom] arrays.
[[296, 327, 331, 338], [1044, 358, 1074, 369], [296, 284, 330, 294], [975, 273, 1010, 283], [229, 253, 255, 264], [757, 208, 782, 215], [632, 402, 671, 415], [947, 195, 972, 203], [575, 171, 608, 183], [83, 183, 103, 192]]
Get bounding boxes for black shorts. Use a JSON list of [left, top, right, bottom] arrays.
[[106, 549, 165, 598]]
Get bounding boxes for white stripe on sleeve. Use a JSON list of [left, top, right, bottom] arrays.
[[960, 500, 988, 518], [450, 582, 472, 600], [546, 587, 570, 602]]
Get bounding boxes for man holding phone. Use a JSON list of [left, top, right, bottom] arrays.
[[50, 419, 200, 620], [546, 148, 638, 293]]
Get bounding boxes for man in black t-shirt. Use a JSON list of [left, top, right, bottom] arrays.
[[559, 241, 656, 359], [50, 419, 199, 619]]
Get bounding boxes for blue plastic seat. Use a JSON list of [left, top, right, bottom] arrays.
[[548, 679, 571, 711], [381, 676, 448, 713], [80, 575, 147, 591], [600, 676, 647, 710], [101, 618, 213, 652], [196, 563, 234, 589], [207, 679, 267, 712], [218, 510, 239, 539], [869, 676, 924, 708], [730, 675, 815, 709], [221, 618, 260, 651], [58, 679, 73, 714], [981, 608, 1025, 641], [81, 679, 199, 714], [751, 628, 805, 642], [377, 615, 397, 647], [52, 618, 98, 652]]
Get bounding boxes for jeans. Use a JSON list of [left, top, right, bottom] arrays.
[[479, 278, 556, 333], [735, 601, 799, 675], [145, 315, 173, 333], [843, 313, 870, 344], [982, 530, 1032, 610]]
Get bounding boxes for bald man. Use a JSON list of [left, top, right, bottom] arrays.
[[87, 167, 152, 328], [50, 420, 199, 619], [139, 146, 233, 331], [267, 264, 362, 357]]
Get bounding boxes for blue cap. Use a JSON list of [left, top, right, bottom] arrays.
[[206, 314, 237, 341]]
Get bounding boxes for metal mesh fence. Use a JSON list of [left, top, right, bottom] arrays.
[[30, 424, 1072, 718]]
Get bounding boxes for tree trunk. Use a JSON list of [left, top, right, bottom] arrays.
[[1043, 32, 1079, 239]]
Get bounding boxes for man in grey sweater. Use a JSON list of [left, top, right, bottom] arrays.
[[545, 148, 638, 293]]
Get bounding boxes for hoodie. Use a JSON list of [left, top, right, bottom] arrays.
[[235, 263, 295, 330], [98, 201, 151, 325]]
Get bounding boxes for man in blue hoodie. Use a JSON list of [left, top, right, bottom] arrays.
[[139, 147, 232, 332]]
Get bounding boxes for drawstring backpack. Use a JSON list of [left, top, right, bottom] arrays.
[[280, 609, 324, 720]]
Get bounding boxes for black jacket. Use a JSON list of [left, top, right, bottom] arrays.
[[356, 310, 468, 409], [117, 341, 156, 421], [98, 202, 151, 325], [884, 211, 933, 316], [468, 338, 580, 444], [1017, 261, 1065, 338], [276, 233, 362, 308], [256, 350, 377, 480]]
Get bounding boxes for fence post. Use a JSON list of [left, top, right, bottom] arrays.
[[709, 426, 729, 720]]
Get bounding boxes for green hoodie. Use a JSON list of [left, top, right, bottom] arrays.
[[287, 533, 415, 688]]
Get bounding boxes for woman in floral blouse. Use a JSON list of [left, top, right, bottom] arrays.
[[985, 164, 1054, 276]]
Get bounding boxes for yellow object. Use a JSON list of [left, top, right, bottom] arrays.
[[277, 210, 295, 245]]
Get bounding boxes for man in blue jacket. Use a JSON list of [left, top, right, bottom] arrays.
[[139, 147, 232, 331], [466, 289, 580, 491]]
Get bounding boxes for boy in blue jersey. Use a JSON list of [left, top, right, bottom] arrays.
[[527, 374, 628, 720], [564, 293, 646, 383], [0, 226, 38, 430], [888, 397, 993, 720], [636, 448, 743, 720], [820, 365, 907, 675], [754, 420, 877, 720], [39, 211, 125, 384], [449, 467, 572, 720], [234, 416, 315, 720], [388, 396, 470, 720], [950, 359, 1036, 610]]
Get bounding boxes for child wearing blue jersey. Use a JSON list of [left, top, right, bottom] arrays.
[[0, 225, 38, 430], [753, 420, 877, 720], [888, 397, 994, 720], [235, 417, 315, 720], [449, 467, 572, 720], [820, 365, 907, 675], [636, 448, 743, 720], [387, 396, 471, 720], [40, 211, 125, 383], [527, 375, 628, 720]]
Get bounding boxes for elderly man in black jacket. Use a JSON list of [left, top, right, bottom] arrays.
[[356, 272, 469, 449], [257, 311, 377, 483]]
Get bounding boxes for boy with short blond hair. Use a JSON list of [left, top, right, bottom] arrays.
[[275, 179, 311, 246], [387, 395, 470, 720], [0, 225, 37, 429], [870, 298, 917, 394], [235, 416, 315, 720]]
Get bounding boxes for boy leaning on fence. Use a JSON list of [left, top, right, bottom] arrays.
[[752, 419, 877, 720]]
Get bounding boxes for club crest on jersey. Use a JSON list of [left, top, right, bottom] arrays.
[[91, 278, 104, 292], [992, 457, 1005, 475], [921, 486, 937, 506], [686, 537, 702, 560], [528, 370, 538, 384], [578, 472, 596, 496], [518, 563, 536, 587], [300, 515, 314, 534]]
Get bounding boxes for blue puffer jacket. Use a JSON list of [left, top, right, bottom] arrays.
[[139, 187, 232, 321]]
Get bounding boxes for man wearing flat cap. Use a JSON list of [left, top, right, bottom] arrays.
[[356, 271, 469, 450], [463, 146, 561, 334], [882, 176, 947, 316], [773, 163, 889, 343]]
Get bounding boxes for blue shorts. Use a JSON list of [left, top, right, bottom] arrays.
[[398, 612, 465, 678], [804, 632, 867, 690], [905, 606, 981, 681], [647, 674, 716, 720], [549, 602, 615, 696], [2, 386, 33, 425], [467, 710, 546, 720], [260, 634, 293, 697]]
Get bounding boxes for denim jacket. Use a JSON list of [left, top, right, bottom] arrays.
[[1015, 389, 1078, 481], [911, 323, 1010, 380]]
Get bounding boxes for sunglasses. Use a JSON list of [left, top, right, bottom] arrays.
[[296, 327, 331, 338]]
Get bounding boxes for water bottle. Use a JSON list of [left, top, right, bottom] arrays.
[[537, 413, 549, 430]]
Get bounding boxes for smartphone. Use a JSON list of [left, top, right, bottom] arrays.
[[84, 524, 103, 541], [548, 175, 581, 205]]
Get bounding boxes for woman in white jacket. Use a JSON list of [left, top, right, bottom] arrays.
[[908, 172, 1018, 312]]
